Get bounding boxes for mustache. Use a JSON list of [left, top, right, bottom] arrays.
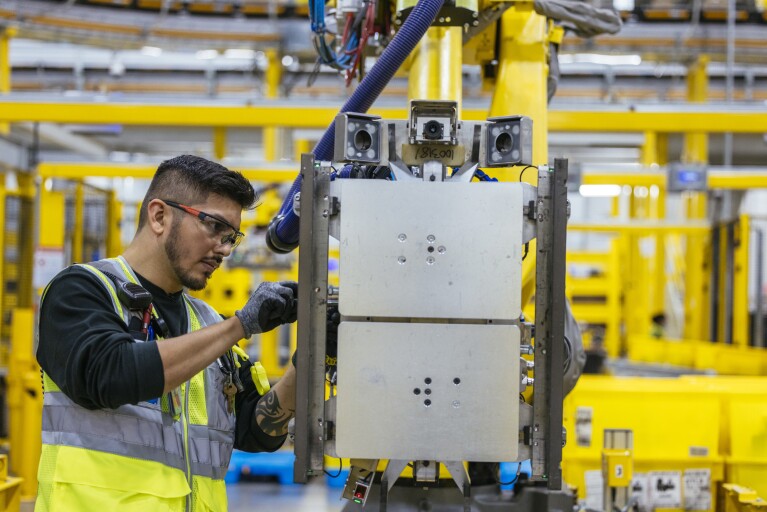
[[204, 257, 223, 266]]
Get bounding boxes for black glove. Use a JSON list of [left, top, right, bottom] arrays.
[[235, 281, 298, 338]]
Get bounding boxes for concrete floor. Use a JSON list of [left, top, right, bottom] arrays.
[[20, 481, 346, 511], [227, 480, 346, 512]]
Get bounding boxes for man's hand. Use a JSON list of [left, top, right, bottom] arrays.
[[235, 281, 298, 338]]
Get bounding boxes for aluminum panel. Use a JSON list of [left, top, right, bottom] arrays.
[[335, 322, 520, 462], [338, 180, 523, 320]]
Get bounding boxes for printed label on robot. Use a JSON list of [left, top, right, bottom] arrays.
[[684, 469, 712, 511]]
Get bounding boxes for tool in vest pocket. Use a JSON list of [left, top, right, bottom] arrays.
[[230, 346, 270, 395], [223, 374, 237, 414], [168, 387, 182, 418], [250, 362, 271, 395]]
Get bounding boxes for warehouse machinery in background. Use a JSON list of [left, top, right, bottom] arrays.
[[286, 99, 575, 510]]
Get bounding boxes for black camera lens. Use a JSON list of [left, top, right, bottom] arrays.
[[495, 132, 514, 154], [423, 120, 444, 140], [353, 129, 373, 151]]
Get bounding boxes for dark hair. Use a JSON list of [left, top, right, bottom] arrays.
[[137, 155, 257, 229]]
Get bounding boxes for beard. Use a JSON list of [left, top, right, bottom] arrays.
[[165, 223, 209, 291]]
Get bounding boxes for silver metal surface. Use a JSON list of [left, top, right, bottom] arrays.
[[443, 461, 471, 512], [448, 161, 478, 182], [422, 160, 446, 182], [531, 161, 568, 490], [382, 460, 409, 494], [389, 159, 418, 181], [335, 322, 520, 461], [294, 154, 331, 482], [413, 461, 438, 482], [521, 182, 537, 244], [338, 180, 524, 320]]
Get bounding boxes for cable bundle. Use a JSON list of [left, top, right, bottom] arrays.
[[309, 0, 377, 84]]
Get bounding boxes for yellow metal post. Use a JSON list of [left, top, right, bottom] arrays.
[[683, 55, 711, 341], [294, 138, 312, 163], [17, 174, 35, 309], [718, 223, 728, 342], [72, 181, 84, 263], [489, 3, 549, 309], [264, 49, 282, 162], [106, 189, 122, 257], [212, 126, 227, 160], [641, 131, 667, 325], [0, 27, 14, 135], [733, 215, 750, 347], [684, 56, 709, 164], [407, 27, 463, 112], [7, 308, 42, 499]]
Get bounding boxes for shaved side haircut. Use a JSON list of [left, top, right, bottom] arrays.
[[137, 155, 257, 230]]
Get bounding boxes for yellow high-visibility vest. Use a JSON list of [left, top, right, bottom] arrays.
[[36, 256, 235, 512]]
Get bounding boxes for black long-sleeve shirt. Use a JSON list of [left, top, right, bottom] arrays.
[[37, 265, 285, 452]]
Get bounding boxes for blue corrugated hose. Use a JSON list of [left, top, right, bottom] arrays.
[[266, 0, 446, 254]]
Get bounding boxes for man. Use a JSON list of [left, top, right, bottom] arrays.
[[35, 155, 298, 511]]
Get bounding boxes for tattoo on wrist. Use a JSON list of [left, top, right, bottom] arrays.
[[255, 389, 294, 437]]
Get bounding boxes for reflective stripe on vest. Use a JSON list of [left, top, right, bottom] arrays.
[[41, 256, 235, 486]]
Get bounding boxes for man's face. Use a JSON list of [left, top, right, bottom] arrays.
[[164, 193, 242, 291]]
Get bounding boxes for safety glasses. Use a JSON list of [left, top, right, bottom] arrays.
[[162, 199, 245, 249]]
